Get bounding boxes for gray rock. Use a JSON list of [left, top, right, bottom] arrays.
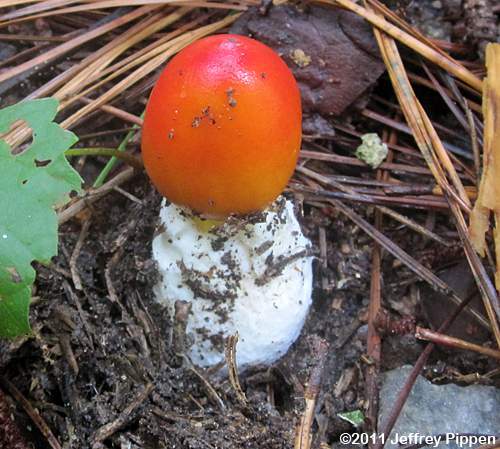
[[379, 366, 500, 449]]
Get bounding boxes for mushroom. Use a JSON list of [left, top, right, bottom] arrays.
[[141, 34, 313, 371]]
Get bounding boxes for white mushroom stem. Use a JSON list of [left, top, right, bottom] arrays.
[[152, 197, 313, 372]]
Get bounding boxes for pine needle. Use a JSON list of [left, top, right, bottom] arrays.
[[315, 0, 482, 92], [0, 5, 156, 85], [469, 44, 500, 288], [362, 3, 500, 346]]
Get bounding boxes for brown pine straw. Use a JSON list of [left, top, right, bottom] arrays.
[[364, 0, 451, 60], [52, 9, 192, 103], [56, 14, 196, 109], [0, 5, 158, 85], [60, 14, 240, 129], [0, 0, 91, 14], [3, 5, 176, 145], [469, 45, 500, 287], [0, 0, 39, 7], [339, 2, 500, 447], [4, 11, 240, 148], [80, 99, 144, 126], [415, 327, 500, 361], [344, 2, 500, 348], [0, 0, 247, 25], [313, 0, 482, 93], [26, 8, 192, 100], [297, 173, 490, 330]]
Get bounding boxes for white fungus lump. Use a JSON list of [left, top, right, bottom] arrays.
[[152, 197, 313, 371]]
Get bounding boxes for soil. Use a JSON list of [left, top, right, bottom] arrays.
[[1, 1, 499, 449], [2, 173, 374, 448], [2, 171, 496, 448]]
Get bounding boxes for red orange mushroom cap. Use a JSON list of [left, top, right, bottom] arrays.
[[141, 34, 302, 218]]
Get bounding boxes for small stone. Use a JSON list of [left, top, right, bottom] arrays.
[[340, 242, 351, 254], [392, 259, 402, 268], [331, 297, 343, 310], [379, 366, 500, 449]]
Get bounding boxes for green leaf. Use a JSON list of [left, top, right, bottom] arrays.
[[0, 98, 82, 338], [337, 410, 365, 427]]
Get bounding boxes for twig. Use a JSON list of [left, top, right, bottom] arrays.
[[318, 227, 329, 290], [465, 105, 481, 181], [58, 333, 79, 376], [0, 377, 62, 449], [152, 406, 203, 423], [80, 97, 143, 126], [69, 216, 91, 291], [0, 33, 66, 42], [300, 150, 445, 177], [415, 327, 500, 361], [293, 183, 449, 210], [294, 337, 329, 449], [54, 307, 80, 377], [421, 63, 471, 135], [92, 382, 154, 447], [112, 186, 143, 205], [365, 130, 395, 439], [377, 206, 452, 247], [0, 43, 49, 70], [65, 148, 143, 170], [58, 167, 136, 225], [104, 247, 125, 304], [408, 72, 482, 114], [62, 280, 95, 350], [183, 356, 226, 413], [225, 333, 248, 407], [79, 127, 135, 140]]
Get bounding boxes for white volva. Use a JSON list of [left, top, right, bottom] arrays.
[[152, 197, 313, 371]]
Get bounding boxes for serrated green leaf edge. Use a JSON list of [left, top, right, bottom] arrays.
[[0, 98, 82, 338]]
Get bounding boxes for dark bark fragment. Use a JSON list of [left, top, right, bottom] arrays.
[[231, 4, 386, 135]]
